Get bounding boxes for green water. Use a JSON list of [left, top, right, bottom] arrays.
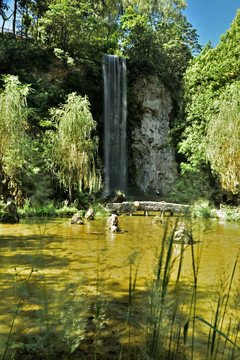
[[0, 216, 240, 359]]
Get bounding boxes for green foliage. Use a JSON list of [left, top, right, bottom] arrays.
[[0, 35, 67, 130], [191, 200, 217, 219], [219, 206, 240, 222], [121, 5, 199, 89], [168, 165, 220, 205], [92, 203, 110, 219], [0, 35, 51, 73], [45, 93, 101, 202], [120, 7, 159, 74], [0, 0, 203, 205], [18, 199, 57, 217], [0, 75, 33, 193], [178, 9, 240, 197], [18, 199, 85, 217], [206, 83, 240, 193], [39, 0, 119, 56]]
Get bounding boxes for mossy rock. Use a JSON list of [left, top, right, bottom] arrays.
[[0, 202, 19, 223]]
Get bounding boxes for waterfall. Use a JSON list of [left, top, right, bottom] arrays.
[[102, 54, 127, 196]]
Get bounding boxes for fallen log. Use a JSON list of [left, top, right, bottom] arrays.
[[105, 201, 190, 216]]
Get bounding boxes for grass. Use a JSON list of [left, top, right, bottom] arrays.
[[17, 199, 81, 218], [191, 200, 240, 223], [16, 199, 110, 219], [1, 217, 240, 360], [191, 200, 217, 219]]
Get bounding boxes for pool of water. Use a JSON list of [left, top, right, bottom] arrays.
[[0, 215, 239, 359]]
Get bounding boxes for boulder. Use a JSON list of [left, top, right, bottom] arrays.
[[173, 222, 193, 244], [106, 214, 120, 233], [85, 208, 94, 220], [0, 201, 19, 223], [69, 212, 84, 225]]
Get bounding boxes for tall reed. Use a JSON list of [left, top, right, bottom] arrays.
[[144, 217, 188, 359]]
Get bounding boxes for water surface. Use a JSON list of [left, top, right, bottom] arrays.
[[0, 216, 239, 359]]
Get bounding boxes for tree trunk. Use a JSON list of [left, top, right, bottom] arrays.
[[2, 18, 5, 33], [0, 161, 4, 201], [68, 176, 73, 205], [12, 0, 17, 36]]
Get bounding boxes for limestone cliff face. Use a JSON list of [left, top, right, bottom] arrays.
[[131, 74, 177, 196]]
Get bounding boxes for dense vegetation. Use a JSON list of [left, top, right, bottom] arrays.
[[175, 9, 240, 205], [0, 0, 240, 207], [0, 0, 201, 207]]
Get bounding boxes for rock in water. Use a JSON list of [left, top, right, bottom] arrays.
[[106, 214, 120, 233], [69, 213, 84, 225], [173, 222, 193, 244], [85, 208, 94, 220], [0, 201, 19, 223]]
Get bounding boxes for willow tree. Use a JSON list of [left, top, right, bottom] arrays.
[[0, 75, 30, 200], [178, 10, 240, 198], [47, 93, 101, 203], [206, 83, 240, 193]]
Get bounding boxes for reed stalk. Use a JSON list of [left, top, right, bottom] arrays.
[[145, 217, 190, 359], [119, 251, 139, 360], [214, 249, 240, 359]]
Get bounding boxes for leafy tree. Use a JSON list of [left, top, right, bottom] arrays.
[[120, 4, 200, 87], [178, 9, 240, 197], [206, 83, 240, 193], [120, 7, 162, 75], [39, 0, 118, 54], [0, 75, 32, 200], [45, 93, 101, 203]]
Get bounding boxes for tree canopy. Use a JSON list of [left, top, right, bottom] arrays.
[[178, 9, 240, 196], [1, 0, 240, 205], [45, 93, 101, 203], [0, 0, 204, 205]]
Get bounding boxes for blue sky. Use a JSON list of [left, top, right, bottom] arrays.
[[184, 0, 239, 48]]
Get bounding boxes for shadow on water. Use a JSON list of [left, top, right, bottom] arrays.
[[0, 281, 219, 360]]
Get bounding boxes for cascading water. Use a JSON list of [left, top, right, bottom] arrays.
[[102, 54, 127, 196]]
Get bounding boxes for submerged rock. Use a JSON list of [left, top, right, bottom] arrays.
[[152, 215, 163, 224], [173, 222, 193, 244], [69, 212, 84, 225], [106, 214, 120, 233]]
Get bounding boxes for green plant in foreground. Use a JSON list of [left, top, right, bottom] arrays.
[[143, 219, 186, 359], [184, 248, 240, 360]]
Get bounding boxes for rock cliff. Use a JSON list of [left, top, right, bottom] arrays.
[[131, 75, 177, 196]]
